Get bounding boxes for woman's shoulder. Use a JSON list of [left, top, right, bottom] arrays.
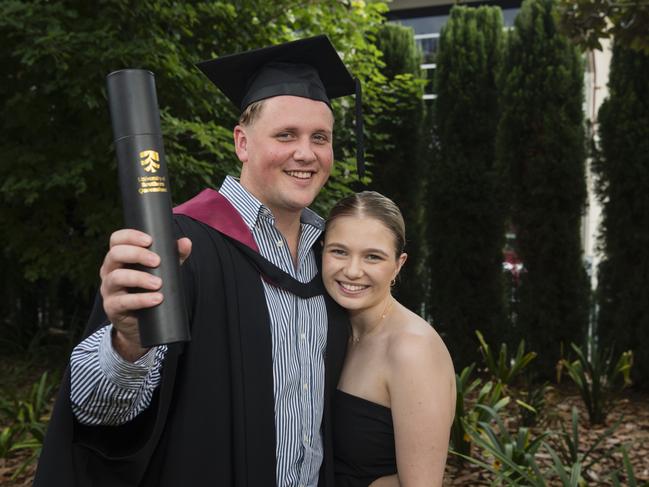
[[385, 305, 454, 376]]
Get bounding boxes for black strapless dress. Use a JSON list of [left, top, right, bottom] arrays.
[[333, 389, 397, 487]]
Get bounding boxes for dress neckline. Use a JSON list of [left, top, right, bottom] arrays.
[[336, 389, 391, 411]]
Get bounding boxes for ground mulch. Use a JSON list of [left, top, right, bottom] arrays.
[[444, 386, 649, 485]]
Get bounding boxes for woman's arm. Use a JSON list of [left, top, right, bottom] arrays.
[[387, 330, 456, 487], [369, 474, 400, 487]]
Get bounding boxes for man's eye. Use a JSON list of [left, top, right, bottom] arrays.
[[313, 133, 329, 144], [277, 132, 294, 140]]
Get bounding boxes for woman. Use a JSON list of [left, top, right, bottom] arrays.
[[322, 191, 456, 487]]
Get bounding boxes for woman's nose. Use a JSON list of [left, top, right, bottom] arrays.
[[343, 258, 363, 279]]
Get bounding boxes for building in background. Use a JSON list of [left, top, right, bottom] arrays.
[[387, 0, 522, 99]]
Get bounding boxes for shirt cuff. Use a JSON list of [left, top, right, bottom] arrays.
[[98, 324, 158, 390]]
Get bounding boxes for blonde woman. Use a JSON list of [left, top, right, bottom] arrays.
[[323, 191, 456, 487]]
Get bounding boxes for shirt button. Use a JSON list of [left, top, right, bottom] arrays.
[[276, 239, 283, 247], [300, 333, 306, 340], [304, 435, 309, 444], [303, 383, 308, 390]]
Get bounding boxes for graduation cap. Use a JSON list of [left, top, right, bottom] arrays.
[[196, 35, 365, 178]]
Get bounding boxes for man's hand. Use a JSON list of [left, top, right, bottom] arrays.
[[99, 229, 192, 361]]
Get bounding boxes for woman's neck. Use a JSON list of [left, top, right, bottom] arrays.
[[349, 294, 394, 341]]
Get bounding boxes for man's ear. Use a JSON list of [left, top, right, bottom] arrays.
[[233, 125, 248, 162]]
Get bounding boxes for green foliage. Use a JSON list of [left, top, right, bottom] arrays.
[[368, 22, 428, 313], [0, 0, 389, 341], [464, 404, 549, 484], [557, 0, 649, 54], [496, 0, 589, 379], [595, 44, 649, 389], [450, 363, 511, 458], [554, 406, 621, 477], [476, 330, 537, 387], [610, 445, 649, 487], [558, 341, 633, 425], [517, 381, 548, 427], [0, 371, 58, 477], [429, 4, 507, 368], [456, 405, 622, 486]]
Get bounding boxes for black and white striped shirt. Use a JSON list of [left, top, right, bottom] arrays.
[[70, 176, 328, 487]]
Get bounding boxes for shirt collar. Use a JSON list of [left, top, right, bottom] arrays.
[[219, 175, 324, 232]]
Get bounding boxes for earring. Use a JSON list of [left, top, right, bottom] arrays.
[[390, 278, 396, 287]]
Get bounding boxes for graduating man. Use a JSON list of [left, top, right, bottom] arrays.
[[35, 35, 362, 486]]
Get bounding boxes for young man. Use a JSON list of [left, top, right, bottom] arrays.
[[35, 36, 359, 486]]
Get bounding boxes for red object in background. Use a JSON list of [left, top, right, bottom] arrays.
[[503, 249, 524, 284]]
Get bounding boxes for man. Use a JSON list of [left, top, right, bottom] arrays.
[[35, 35, 360, 486]]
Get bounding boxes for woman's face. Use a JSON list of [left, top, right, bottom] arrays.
[[322, 215, 406, 313]]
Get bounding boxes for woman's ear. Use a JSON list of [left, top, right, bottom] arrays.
[[233, 125, 248, 162], [395, 252, 408, 276]]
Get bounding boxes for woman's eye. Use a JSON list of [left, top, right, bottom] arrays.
[[330, 248, 346, 256], [366, 254, 382, 261]]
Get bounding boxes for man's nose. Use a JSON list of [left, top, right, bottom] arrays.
[[294, 138, 317, 163]]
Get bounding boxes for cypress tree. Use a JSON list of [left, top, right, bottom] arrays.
[[429, 5, 507, 367], [497, 0, 589, 378], [595, 44, 649, 388], [371, 23, 428, 313]]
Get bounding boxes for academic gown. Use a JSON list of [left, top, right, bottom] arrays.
[[34, 190, 349, 487]]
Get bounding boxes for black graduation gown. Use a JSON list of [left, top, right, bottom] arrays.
[[34, 190, 349, 486]]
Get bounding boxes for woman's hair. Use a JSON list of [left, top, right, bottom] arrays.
[[326, 191, 405, 258]]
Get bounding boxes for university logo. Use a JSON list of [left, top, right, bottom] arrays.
[[140, 150, 160, 173]]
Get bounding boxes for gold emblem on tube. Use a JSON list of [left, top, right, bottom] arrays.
[[137, 149, 167, 194], [140, 150, 160, 173]]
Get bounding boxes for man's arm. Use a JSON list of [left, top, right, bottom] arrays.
[[70, 229, 191, 425], [71, 325, 167, 425]]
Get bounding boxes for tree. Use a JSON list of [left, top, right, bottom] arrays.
[[595, 43, 649, 387], [429, 5, 507, 368], [557, 0, 649, 54], [370, 23, 428, 313], [497, 0, 589, 378], [0, 0, 389, 348]]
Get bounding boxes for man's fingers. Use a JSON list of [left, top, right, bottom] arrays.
[[102, 268, 162, 294], [109, 229, 152, 248], [178, 237, 192, 265], [100, 245, 160, 279], [104, 291, 164, 317]]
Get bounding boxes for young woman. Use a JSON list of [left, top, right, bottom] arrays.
[[323, 191, 456, 487]]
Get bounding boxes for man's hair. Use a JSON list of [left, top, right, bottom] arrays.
[[326, 191, 406, 258], [238, 99, 267, 126]]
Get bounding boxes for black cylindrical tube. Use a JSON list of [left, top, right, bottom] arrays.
[[106, 69, 190, 347]]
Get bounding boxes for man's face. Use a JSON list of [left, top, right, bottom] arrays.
[[235, 95, 334, 219]]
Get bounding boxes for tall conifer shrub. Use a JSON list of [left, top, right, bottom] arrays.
[[371, 23, 428, 313], [497, 0, 589, 378], [595, 44, 649, 387], [429, 5, 507, 367]]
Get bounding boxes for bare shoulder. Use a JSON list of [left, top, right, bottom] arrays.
[[385, 305, 454, 376]]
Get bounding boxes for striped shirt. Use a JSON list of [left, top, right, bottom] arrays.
[[70, 176, 328, 487]]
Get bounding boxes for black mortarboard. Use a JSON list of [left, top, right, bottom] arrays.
[[196, 35, 365, 178]]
